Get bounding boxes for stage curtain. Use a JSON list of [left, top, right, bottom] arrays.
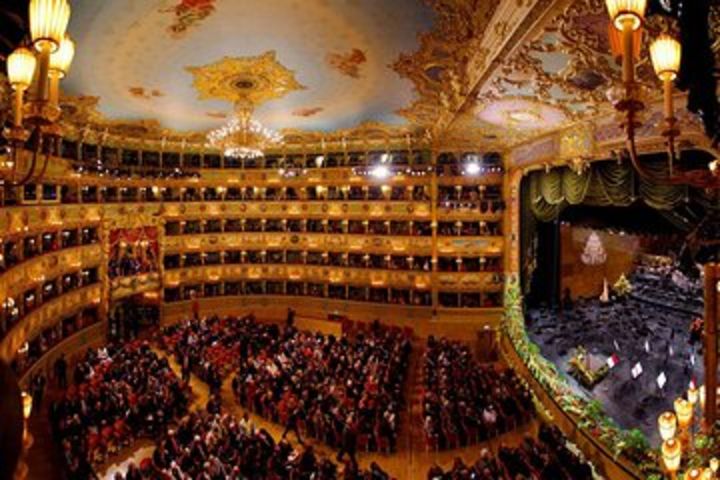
[[527, 160, 704, 222], [637, 160, 687, 210], [529, 173, 564, 222], [562, 169, 591, 205], [588, 161, 634, 206]]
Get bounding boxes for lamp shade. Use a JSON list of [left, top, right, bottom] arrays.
[[658, 411, 677, 441], [711, 457, 719, 473], [605, 0, 647, 30], [688, 383, 699, 405], [29, 0, 71, 52], [608, 22, 642, 60], [687, 468, 703, 480], [49, 34, 75, 76], [661, 438, 681, 473], [674, 398, 693, 428], [7, 47, 37, 89], [650, 34, 682, 81], [21, 391, 32, 419]]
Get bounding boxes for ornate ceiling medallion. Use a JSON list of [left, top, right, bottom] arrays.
[[185, 51, 306, 105], [187, 52, 304, 159]]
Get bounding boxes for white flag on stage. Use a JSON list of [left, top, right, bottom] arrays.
[[607, 354, 620, 369], [644, 340, 650, 353], [631, 362, 643, 379], [657, 372, 667, 390], [668, 345, 674, 357], [690, 354, 695, 366], [613, 340, 620, 351]]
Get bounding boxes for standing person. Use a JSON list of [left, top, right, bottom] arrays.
[[336, 416, 358, 470], [181, 351, 191, 383], [32, 373, 46, 412], [281, 404, 304, 445], [54, 354, 67, 389]]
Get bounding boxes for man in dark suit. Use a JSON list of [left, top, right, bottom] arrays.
[[336, 417, 358, 470], [54, 354, 67, 389]]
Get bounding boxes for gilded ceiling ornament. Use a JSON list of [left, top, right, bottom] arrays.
[[559, 124, 594, 161], [186, 51, 306, 106], [477, 0, 675, 130], [392, 0, 503, 129]]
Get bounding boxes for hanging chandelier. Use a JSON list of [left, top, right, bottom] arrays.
[[206, 101, 282, 159], [3, 0, 74, 187], [605, 0, 720, 188]]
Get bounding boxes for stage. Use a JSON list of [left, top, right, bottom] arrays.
[[527, 294, 704, 446]]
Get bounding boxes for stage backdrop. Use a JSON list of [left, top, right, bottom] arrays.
[[560, 226, 639, 299]]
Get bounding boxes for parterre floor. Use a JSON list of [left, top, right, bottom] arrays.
[[27, 343, 539, 480]]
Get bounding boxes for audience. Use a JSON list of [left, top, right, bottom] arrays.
[[427, 424, 593, 480], [38, 314, 596, 480], [158, 314, 263, 393], [422, 336, 533, 450], [234, 321, 411, 453], [116, 409, 392, 480], [50, 342, 189, 479]]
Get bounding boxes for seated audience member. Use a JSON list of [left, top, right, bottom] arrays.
[[429, 426, 593, 479], [116, 410, 391, 480], [422, 336, 533, 450], [159, 314, 262, 389], [234, 321, 411, 453], [50, 342, 189, 479]]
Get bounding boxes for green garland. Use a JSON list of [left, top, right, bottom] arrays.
[[502, 277, 660, 476]]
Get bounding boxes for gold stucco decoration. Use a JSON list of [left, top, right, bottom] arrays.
[[186, 51, 306, 106]]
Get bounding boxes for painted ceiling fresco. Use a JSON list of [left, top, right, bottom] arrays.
[[63, 0, 435, 133], [448, 0, 682, 148], [57, 0, 713, 149]]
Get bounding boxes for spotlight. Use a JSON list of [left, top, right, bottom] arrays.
[[465, 162, 481, 176], [371, 164, 391, 179]]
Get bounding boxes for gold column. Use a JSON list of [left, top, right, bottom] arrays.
[[704, 263, 718, 429], [98, 216, 110, 336], [430, 150, 439, 312]]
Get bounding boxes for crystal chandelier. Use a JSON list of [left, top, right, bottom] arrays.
[[206, 100, 282, 159]]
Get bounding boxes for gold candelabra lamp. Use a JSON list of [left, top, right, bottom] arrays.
[[602, 0, 719, 186], [657, 384, 719, 479], [4, 0, 74, 187]]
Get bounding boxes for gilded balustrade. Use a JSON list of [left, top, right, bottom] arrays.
[[164, 233, 502, 259], [161, 201, 432, 220], [0, 244, 101, 302], [0, 283, 102, 362], [163, 265, 502, 293], [163, 264, 435, 290]]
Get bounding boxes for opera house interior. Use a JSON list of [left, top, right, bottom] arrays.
[[1, 0, 720, 479]]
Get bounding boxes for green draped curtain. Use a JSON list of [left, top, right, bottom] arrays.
[[527, 161, 700, 224]]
